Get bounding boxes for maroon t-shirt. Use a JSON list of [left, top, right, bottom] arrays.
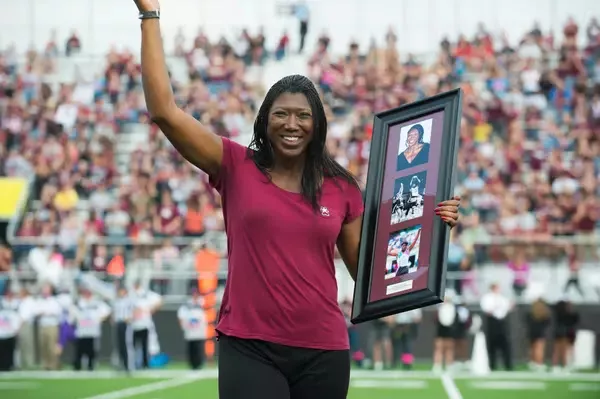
[[210, 137, 363, 350]]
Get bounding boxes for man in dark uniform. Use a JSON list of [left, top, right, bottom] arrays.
[[113, 284, 134, 372]]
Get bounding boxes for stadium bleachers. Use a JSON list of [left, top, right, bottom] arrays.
[[0, 5, 599, 398], [0, 9, 599, 301]]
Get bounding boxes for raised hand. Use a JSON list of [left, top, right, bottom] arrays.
[[435, 195, 460, 228], [133, 0, 160, 12]]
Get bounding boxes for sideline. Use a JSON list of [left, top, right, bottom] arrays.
[[0, 369, 217, 380], [1, 369, 598, 381], [80, 373, 214, 399], [441, 373, 463, 399]]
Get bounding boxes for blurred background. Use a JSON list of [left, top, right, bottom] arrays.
[[0, 0, 599, 397]]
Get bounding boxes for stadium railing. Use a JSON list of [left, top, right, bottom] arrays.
[[7, 233, 600, 305]]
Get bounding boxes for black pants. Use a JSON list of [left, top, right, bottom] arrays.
[[116, 322, 133, 371], [513, 282, 526, 297], [596, 333, 600, 370], [187, 339, 206, 370], [564, 277, 585, 297], [486, 330, 513, 371], [218, 334, 350, 399], [0, 336, 16, 371], [299, 21, 308, 53], [133, 328, 149, 369], [74, 337, 96, 371]]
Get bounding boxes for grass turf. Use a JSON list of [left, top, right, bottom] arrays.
[[1, 370, 599, 399]]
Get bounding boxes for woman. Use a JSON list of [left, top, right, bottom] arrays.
[[525, 298, 551, 371], [507, 246, 530, 298], [453, 297, 472, 370], [563, 246, 585, 298], [392, 308, 422, 370], [397, 123, 431, 171], [177, 289, 207, 370], [388, 229, 422, 276], [447, 230, 466, 295], [133, 1, 460, 397], [433, 295, 457, 373], [406, 175, 423, 216], [552, 300, 580, 373], [69, 286, 111, 371]]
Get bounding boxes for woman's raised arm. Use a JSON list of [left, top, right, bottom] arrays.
[[135, 0, 223, 178]]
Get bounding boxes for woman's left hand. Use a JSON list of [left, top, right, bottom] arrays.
[[435, 196, 461, 228]]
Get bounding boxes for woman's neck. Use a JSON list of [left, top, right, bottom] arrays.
[[271, 154, 305, 178]]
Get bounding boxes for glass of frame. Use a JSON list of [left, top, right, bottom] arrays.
[[351, 89, 463, 324]]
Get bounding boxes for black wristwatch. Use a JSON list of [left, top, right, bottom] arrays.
[[139, 10, 160, 20]]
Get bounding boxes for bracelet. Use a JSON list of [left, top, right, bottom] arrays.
[[139, 10, 160, 20]]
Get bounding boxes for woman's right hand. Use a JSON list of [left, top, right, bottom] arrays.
[[133, 0, 160, 12]]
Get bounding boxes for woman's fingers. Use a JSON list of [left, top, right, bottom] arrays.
[[436, 210, 458, 219]]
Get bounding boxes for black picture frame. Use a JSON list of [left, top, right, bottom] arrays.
[[351, 88, 463, 324]]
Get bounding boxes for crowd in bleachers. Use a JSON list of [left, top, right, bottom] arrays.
[[1, 17, 600, 300], [0, 30, 272, 272], [309, 19, 600, 242], [305, 19, 600, 299]]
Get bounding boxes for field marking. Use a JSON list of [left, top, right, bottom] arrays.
[[0, 382, 39, 390], [1, 369, 598, 382], [80, 374, 207, 399], [348, 370, 600, 381], [470, 381, 546, 390], [569, 383, 600, 391], [441, 374, 463, 399], [0, 369, 217, 380], [351, 379, 427, 389]]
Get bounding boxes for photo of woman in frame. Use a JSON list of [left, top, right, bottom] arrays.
[[396, 121, 432, 171]]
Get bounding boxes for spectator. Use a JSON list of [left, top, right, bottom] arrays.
[[275, 31, 290, 61], [65, 31, 82, 56], [525, 298, 551, 371], [507, 246, 530, 298], [295, 0, 310, 53], [152, 239, 179, 294], [552, 299, 579, 372], [563, 246, 585, 298], [37, 283, 62, 370], [53, 180, 79, 212]]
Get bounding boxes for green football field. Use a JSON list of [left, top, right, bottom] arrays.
[[0, 369, 598, 399]]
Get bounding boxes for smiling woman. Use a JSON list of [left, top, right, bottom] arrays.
[[249, 76, 359, 209], [133, 0, 460, 397], [397, 121, 432, 171], [269, 93, 312, 152]]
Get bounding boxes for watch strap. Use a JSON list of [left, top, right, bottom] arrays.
[[139, 10, 160, 20]]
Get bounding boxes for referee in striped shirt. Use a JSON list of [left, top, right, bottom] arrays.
[[113, 284, 134, 372]]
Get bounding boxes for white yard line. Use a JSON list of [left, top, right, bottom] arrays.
[[569, 382, 600, 391], [1, 368, 598, 382], [349, 370, 600, 381], [0, 382, 39, 390], [470, 381, 546, 390], [350, 379, 427, 389], [80, 374, 207, 399], [441, 373, 463, 399]]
